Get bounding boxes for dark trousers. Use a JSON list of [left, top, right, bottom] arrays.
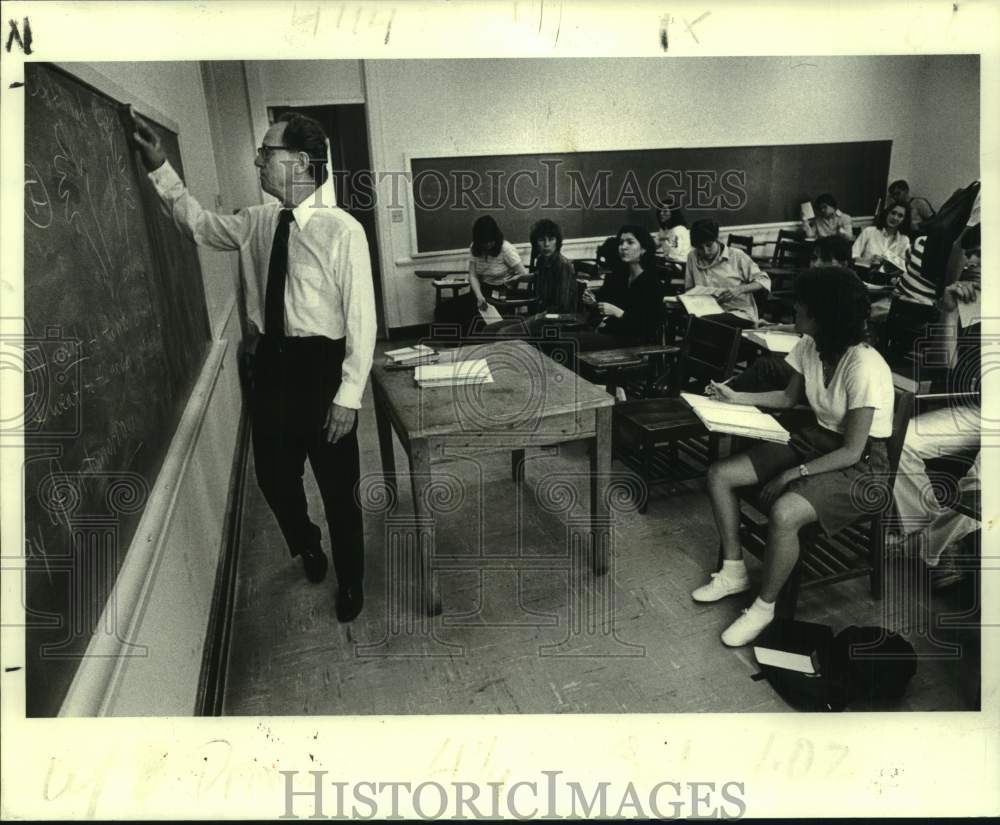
[[250, 335, 364, 587], [886, 297, 938, 365]]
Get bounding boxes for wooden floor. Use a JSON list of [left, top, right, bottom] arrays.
[[222, 346, 977, 715]]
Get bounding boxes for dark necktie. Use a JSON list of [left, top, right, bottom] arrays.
[[264, 209, 294, 337]]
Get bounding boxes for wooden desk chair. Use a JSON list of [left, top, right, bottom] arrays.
[[735, 389, 915, 619], [416, 270, 470, 311], [773, 237, 811, 268], [577, 344, 680, 400], [727, 234, 754, 257], [613, 317, 743, 512]]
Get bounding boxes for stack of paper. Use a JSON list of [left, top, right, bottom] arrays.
[[415, 358, 494, 388], [385, 344, 439, 366], [743, 329, 802, 354], [681, 392, 790, 443]]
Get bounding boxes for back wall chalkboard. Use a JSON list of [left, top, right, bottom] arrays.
[[23, 63, 211, 717], [409, 140, 891, 253]]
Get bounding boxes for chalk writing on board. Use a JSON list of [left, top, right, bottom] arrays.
[[24, 162, 52, 229]]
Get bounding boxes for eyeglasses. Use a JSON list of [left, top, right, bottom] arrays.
[[256, 144, 289, 159]]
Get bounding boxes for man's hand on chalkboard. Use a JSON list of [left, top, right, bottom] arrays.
[[324, 403, 357, 445], [131, 111, 167, 172]]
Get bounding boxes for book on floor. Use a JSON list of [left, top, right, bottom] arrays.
[[414, 358, 494, 388], [681, 392, 791, 443], [753, 619, 835, 675]]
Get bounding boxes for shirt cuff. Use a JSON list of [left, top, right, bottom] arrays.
[[333, 381, 364, 410], [148, 161, 183, 197]]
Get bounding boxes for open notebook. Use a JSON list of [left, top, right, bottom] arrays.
[[681, 392, 790, 443], [678, 285, 725, 317]]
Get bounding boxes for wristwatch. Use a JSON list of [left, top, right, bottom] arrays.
[[798, 464, 809, 478]]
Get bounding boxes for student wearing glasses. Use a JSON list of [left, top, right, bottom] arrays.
[[132, 112, 376, 623], [697, 267, 894, 646]]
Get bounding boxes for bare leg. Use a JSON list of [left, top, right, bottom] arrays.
[[706, 453, 761, 562], [760, 491, 817, 603]]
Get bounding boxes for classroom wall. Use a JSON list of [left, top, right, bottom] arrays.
[[362, 55, 934, 328], [907, 54, 981, 209], [60, 62, 248, 715]]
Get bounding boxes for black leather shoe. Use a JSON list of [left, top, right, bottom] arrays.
[[300, 548, 328, 584], [336, 584, 364, 623]]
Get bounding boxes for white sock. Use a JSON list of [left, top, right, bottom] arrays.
[[722, 559, 747, 579], [751, 596, 775, 615]]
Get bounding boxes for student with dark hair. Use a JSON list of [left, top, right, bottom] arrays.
[[435, 215, 528, 333], [578, 224, 665, 347], [684, 219, 771, 328], [802, 193, 853, 240], [853, 202, 911, 273], [887, 179, 934, 236], [653, 202, 691, 263], [695, 267, 894, 646], [528, 218, 578, 314]]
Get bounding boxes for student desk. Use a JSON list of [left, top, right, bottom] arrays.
[[371, 339, 615, 616], [414, 269, 469, 310]]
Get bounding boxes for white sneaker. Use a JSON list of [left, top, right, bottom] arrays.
[[721, 606, 774, 647], [691, 571, 751, 603]]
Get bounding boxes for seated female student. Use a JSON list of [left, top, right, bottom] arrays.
[[482, 218, 578, 338], [853, 202, 911, 278], [887, 179, 935, 237], [684, 219, 771, 329], [434, 215, 527, 334], [653, 202, 691, 263], [693, 266, 894, 646], [802, 193, 854, 240]]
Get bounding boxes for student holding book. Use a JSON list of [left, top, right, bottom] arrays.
[[801, 193, 853, 240], [435, 215, 528, 333], [694, 267, 894, 646], [683, 219, 771, 328], [653, 202, 691, 263], [853, 202, 911, 275]]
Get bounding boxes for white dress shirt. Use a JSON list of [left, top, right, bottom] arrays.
[[149, 161, 376, 409]]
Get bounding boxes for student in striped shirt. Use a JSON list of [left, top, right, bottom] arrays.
[[434, 215, 528, 334]]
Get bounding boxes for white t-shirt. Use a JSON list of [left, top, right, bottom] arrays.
[[656, 225, 691, 262], [785, 337, 894, 438]]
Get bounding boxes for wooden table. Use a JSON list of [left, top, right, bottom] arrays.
[[371, 340, 615, 615]]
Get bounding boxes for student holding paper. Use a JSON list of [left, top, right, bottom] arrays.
[[434, 215, 528, 333], [694, 267, 894, 646], [653, 202, 691, 263], [684, 219, 771, 328], [852, 202, 911, 274], [801, 193, 853, 240]]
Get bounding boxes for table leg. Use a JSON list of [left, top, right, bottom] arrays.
[[511, 449, 525, 484], [372, 383, 398, 504], [409, 438, 443, 617], [590, 406, 612, 575]]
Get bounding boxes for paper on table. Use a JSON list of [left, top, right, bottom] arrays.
[[743, 330, 802, 354]]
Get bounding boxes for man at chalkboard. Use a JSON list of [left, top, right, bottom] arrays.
[[131, 111, 376, 623]]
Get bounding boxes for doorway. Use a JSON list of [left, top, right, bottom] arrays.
[[269, 104, 386, 337]]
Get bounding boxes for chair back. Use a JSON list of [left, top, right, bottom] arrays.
[[727, 234, 754, 256], [573, 258, 599, 278], [772, 228, 810, 267], [676, 316, 742, 390]]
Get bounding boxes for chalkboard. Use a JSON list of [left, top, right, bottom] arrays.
[[409, 141, 892, 253], [22, 63, 211, 717]]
